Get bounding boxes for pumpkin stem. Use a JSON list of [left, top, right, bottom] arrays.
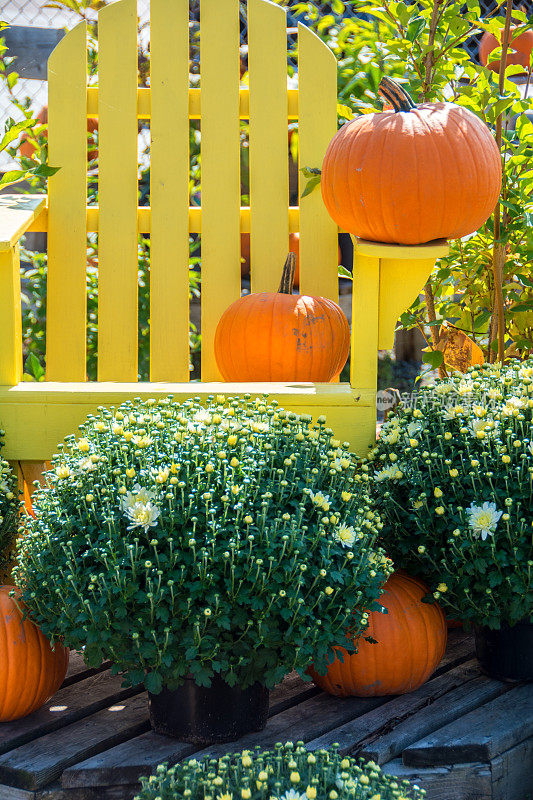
[[378, 77, 417, 113], [278, 252, 296, 294]]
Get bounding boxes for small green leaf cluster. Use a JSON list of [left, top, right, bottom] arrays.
[[0, 430, 19, 578], [135, 742, 425, 800], [15, 396, 391, 691], [365, 362, 533, 629]]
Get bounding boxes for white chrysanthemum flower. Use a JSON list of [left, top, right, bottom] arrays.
[[192, 410, 213, 425], [470, 418, 488, 436], [251, 421, 269, 433], [528, 442, 533, 457], [380, 426, 400, 444], [486, 388, 502, 400], [466, 501, 503, 541], [334, 522, 356, 547], [457, 381, 474, 396], [507, 395, 527, 409], [309, 490, 331, 511], [121, 484, 157, 511], [0, 479, 10, 494], [279, 791, 306, 800], [374, 464, 402, 482], [78, 457, 96, 472], [125, 501, 160, 533], [434, 382, 454, 395], [55, 465, 71, 480], [406, 422, 422, 438]]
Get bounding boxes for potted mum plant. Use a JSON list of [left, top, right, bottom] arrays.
[[366, 362, 533, 681], [0, 431, 20, 583], [15, 395, 392, 744], [135, 741, 426, 800]]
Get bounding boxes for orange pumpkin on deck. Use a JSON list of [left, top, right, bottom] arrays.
[[0, 585, 69, 721], [479, 26, 533, 73], [215, 252, 350, 382], [321, 77, 502, 245], [309, 572, 447, 697]]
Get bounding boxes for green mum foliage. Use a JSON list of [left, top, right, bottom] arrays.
[[365, 362, 533, 630], [15, 396, 392, 691], [135, 742, 425, 800], [0, 430, 19, 579]]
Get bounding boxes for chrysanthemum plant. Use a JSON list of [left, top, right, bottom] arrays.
[[135, 742, 425, 800], [15, 396, 392, 693], [366, 362, 533, 630], [0, 430, 20, 580]]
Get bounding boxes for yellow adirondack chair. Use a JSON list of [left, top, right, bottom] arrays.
[[0, 0, 448, 491]]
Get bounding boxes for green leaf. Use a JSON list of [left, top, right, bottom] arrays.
[[299, 166, 322, 178], [338, 265, 352, 280], [0, 169, 27, 188], [24, 353, 44, 381], [30, 164, 61, 178], [144, 671, 163, 694], [0, 118, 34, 152], [300, 174, 321, 198], [422, 349, 444, 369]]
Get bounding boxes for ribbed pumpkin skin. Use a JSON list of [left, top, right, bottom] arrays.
[[479, 27, 533, 73], [0, 585, 69, 721], [214, 292, 350, 382], [321, 103, 502, 245], [309, 572, 447, 697]]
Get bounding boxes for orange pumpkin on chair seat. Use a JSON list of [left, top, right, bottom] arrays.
[[309, 572, 447, 697], [215, 252, 350, 382], [0, 585, 69, 721], [479, 26, 533, 73], [321, 77, 502, 245]]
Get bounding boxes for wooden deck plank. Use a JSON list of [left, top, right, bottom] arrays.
[[62, 654, 111, 688], [0, 695, 149, 790], [403, 683, 533, 767], [196, 692, 389, 760], [62, 672, 318, 788], [430, 630, 474, 676], [306, 659, 481, 758], [0, 784, 36, 800], [362, 674, 512, 765], [383, 759, 492, 800], [491, 736, 533, 800], [0, 672, 141, 757]]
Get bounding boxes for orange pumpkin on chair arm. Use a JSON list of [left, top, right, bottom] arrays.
[[309, 572, 447, 697], [214, 253, 350, 382], [321, 77, 502, 246], [0, 585, 69, 721]]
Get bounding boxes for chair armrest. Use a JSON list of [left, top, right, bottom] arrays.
[[0, 194, 46, 252]]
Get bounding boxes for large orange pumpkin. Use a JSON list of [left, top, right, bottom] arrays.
[[321, 77, 502, 245], [0, 585, 69, 721], [215, 253, 350, 382], [479, 26, 533, 73], [309, 572, 447, 697]]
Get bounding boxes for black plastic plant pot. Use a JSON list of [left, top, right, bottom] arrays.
[[475, 621, 533, 681], [148, 674, 270, 744]]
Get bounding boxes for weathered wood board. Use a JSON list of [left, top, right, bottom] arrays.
[[0, 632, 530, 800]]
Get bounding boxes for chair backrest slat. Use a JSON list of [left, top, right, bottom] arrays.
[[97, 0, 139, 382], [297, 23, 338, 301], [248, 0, 289, 294], [199, 0, 242, 381], [150, 0, 191, 382], [46, 21, 88, 381]]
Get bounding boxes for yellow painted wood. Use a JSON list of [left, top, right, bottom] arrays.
[[353, 237, 449, 351], [297, 23, 338, 300], [0, 195, 45, 251], [85, 86, 301, 120], [0, 382, 374, 461], [350, 243, 380, 394], [97, 0, 139, 382], [28, 205, 303, 235], [378, 256, 438, 350], [200, 0, 241, 381], [355, 237, 449, 260], [47, 22, 88, 382], [248, 0, 289, 293], [0, 244, 22, 385], [150, 0, 190, 381]]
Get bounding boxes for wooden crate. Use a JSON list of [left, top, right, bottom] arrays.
[[0, 631, 531, 800]]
